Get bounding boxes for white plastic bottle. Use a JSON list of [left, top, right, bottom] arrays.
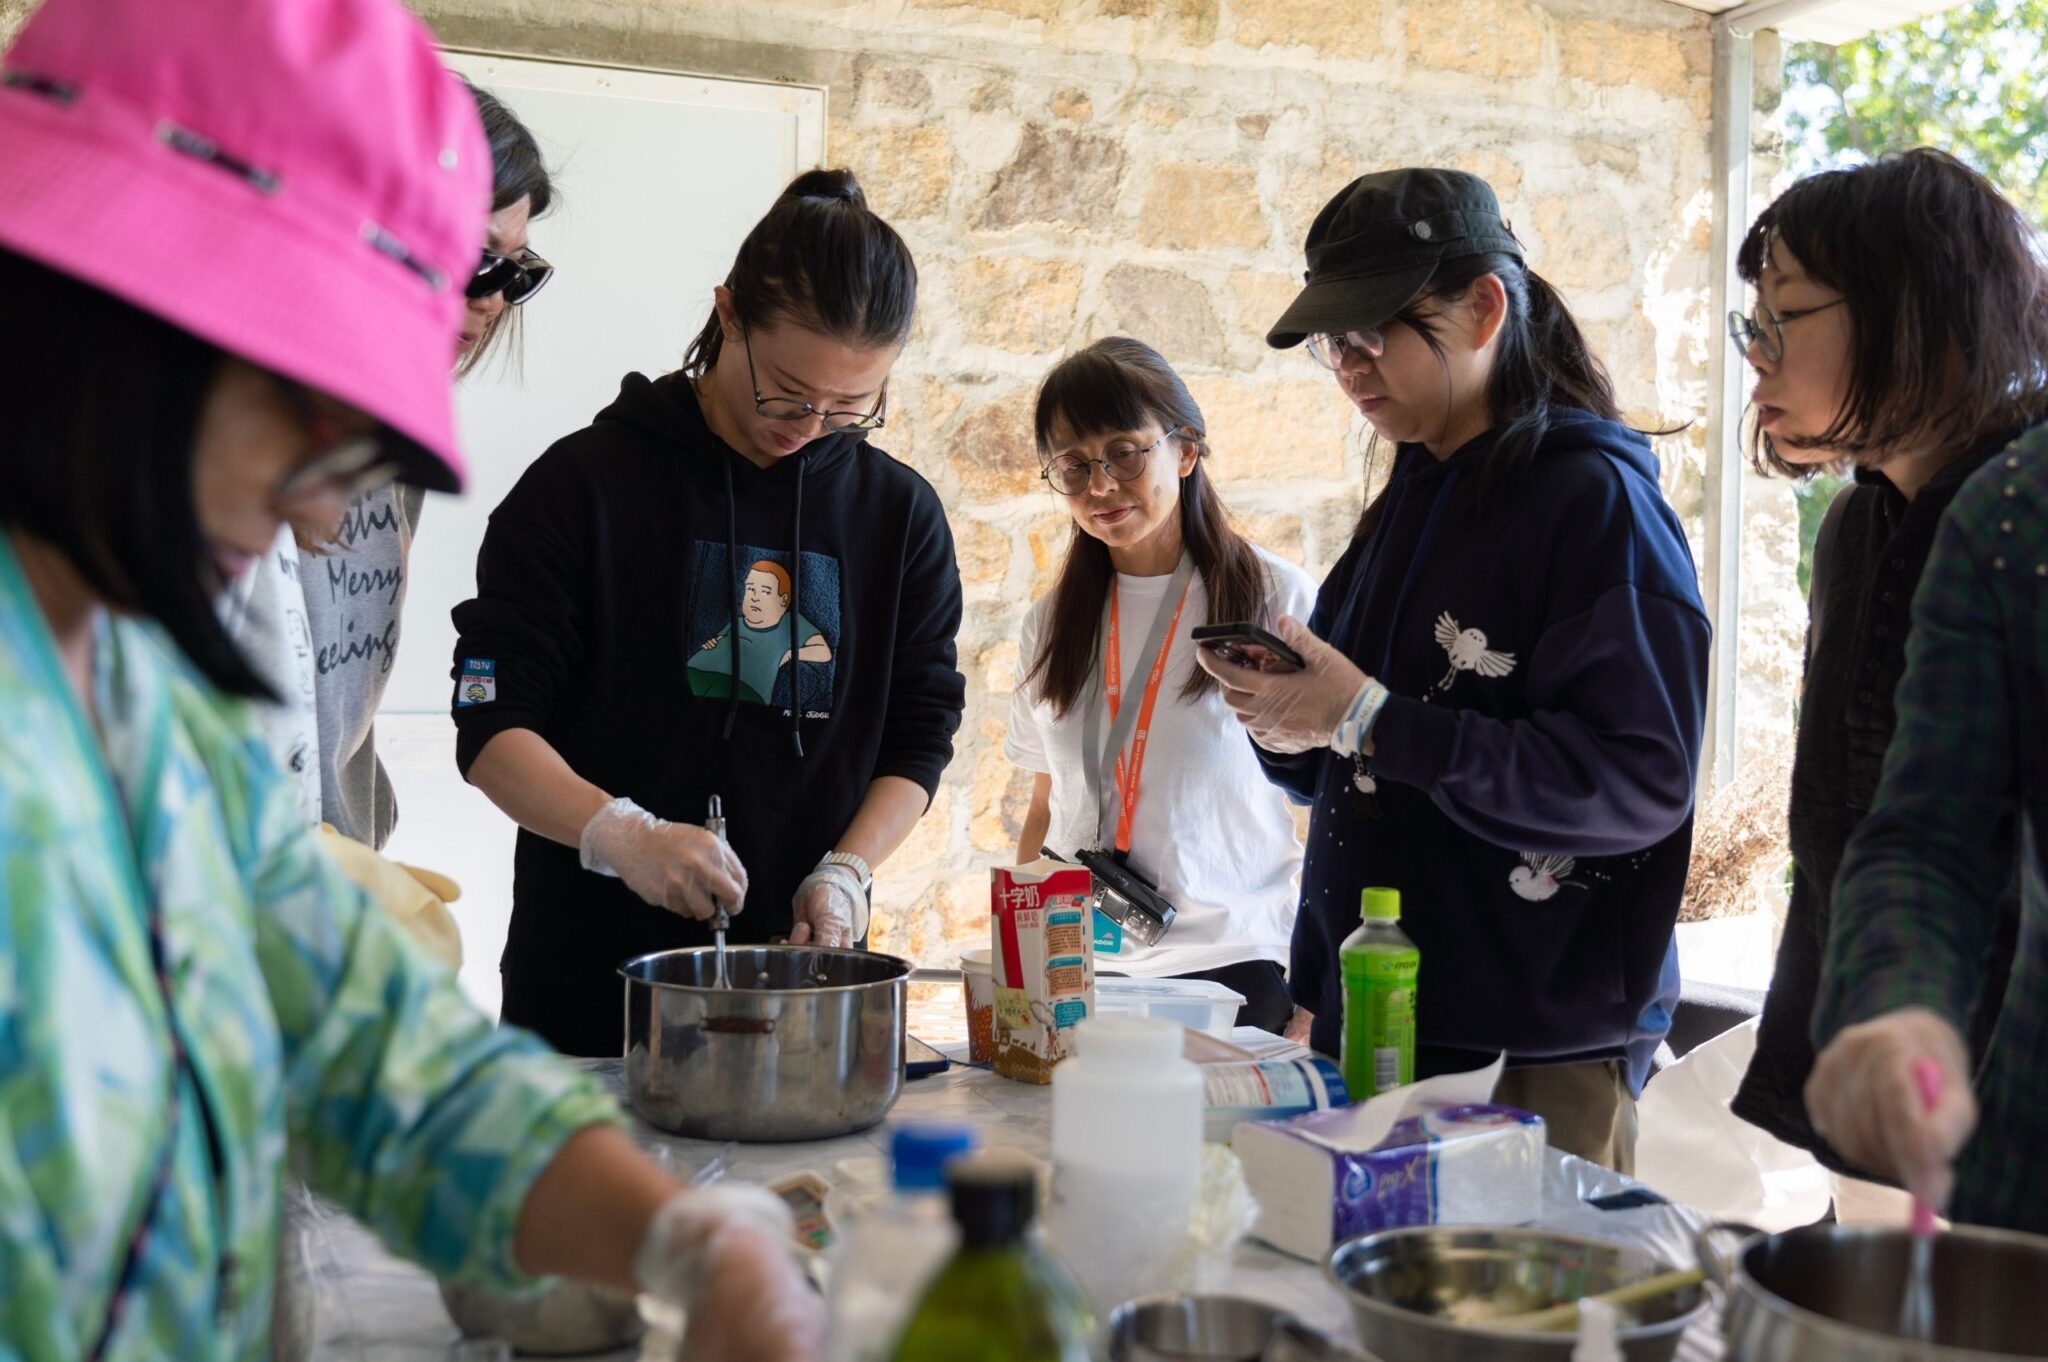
[[1046, 1015, 1203, 1314], [825, 1124, 977, 1362]]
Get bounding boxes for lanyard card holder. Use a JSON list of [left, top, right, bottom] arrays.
[[1073, 846, 1177, 947]]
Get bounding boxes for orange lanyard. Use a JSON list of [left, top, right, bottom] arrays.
[[1103, 581, 1191, 854]]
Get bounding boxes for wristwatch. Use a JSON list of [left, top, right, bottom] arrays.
[[818, 850, 873, 895]]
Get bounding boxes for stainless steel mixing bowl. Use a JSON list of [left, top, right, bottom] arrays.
[[620, 944, 910, 1142], [1327, 1225, 1705, 1362]]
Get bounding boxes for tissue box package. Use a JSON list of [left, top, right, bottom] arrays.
[[1236, 1102, 1545, 1260], [990, 860, 1095, 1084]]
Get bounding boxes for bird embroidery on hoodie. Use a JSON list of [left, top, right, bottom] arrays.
[[1432, 611, 1517, 694], [1509, 852, 1584, 902]]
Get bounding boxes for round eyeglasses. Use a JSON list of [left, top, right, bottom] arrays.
[[742, 327, 887, 433], [1041, 429, 1177, 496], [1727, 298, 1845, 365]]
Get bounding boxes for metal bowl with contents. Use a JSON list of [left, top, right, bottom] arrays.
[[621, 945, 910, 1142], [1327, 1225, 1706, 1362], [1701, 1221, 2048, 1360]]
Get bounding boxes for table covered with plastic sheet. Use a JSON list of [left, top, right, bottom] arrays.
[[297, 1035, 1725, 1361]]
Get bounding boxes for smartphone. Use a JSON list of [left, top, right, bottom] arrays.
[[1191, 621, 1305, 673], [905, 1034, 951, 1079]]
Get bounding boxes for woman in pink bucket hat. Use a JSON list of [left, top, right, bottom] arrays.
[[0, 2, 821, 1360]]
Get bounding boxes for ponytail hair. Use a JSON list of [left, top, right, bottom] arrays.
[[1024, 337, 1273, 717], [1355, 252, 1622, 539], [681, 169, 918, 375]]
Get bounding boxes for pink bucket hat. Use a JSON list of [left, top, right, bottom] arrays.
[[0, 0, 489, 493]]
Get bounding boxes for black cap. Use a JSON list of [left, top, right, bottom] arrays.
[[946, 1151, 1039, 1249], [1266, 167, 1524, 349]]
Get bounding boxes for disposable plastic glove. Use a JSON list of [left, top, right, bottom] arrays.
[[580, 796, 748, 921], [635, 1184, 823, 1362], [1192, 616, 1375, 755], [789, 864, 866, 948], [1805, 1006, 1977, 1211], [313, 824, 464, 969]]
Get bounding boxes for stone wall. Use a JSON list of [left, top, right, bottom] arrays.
[[1, 0, 1782, 962]]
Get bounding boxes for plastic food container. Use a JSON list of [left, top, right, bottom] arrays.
[[1093, 976, 1246, 1038], [961, 945, 996, 1063]]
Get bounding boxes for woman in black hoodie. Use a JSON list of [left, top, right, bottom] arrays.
[[1199, 169, 1710, 1172], [451, 169, 965, 1056]]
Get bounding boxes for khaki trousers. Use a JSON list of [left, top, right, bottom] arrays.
[[1493, 1059, 1639, 1175]]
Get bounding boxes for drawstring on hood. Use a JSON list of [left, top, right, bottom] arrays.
[[721, 453, 742, 740], [789, 453, 806, 757]]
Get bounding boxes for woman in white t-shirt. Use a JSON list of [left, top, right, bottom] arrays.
[[1005, 336, 1316, 1034]]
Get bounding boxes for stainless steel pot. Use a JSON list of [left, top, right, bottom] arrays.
[[621, 945, 910, 1142], [1698, 1220, 2048, 1360], [1327, 1225, 1706, 1362]]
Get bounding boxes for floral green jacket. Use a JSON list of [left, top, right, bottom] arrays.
[[0, 535, 620, 1361]]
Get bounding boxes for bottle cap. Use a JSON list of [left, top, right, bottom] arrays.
[[946, 1150, 1039, 1249], [1360, 887, 1402, 920], [890, 1125, 977, 1193]]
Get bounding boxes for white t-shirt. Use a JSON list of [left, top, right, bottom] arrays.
[[1004, 545, 1318, 978]]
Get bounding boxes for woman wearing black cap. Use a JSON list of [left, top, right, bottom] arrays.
[[1197, 168, 1710, 1171]]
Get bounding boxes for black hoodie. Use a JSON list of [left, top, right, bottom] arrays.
[[451, 372, 965, 1055], [1261, 412, 1709, 1092]]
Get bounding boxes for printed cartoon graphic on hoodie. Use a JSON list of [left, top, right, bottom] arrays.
[[686, 549, 838, 711], [1261, 409, 1709, 1094]]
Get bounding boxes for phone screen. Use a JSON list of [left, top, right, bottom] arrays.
[[1199, 638, 1302, 673]]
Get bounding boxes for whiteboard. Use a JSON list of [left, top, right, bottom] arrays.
[[379, 52, 823, 1018]]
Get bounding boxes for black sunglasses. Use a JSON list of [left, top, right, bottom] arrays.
[[466, 248, 553, 305]]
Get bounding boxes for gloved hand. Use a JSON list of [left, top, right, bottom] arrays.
[[635, 1184, 823, 1362], [789, 864, 866, 948], [313, 824, 464, 969], [1192, 616, 1377, 755], [580, 796, 748, 921], [1805, 1006, 1977, 1211]]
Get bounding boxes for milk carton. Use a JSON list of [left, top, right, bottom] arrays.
[[990, 860, 1095, 1084]]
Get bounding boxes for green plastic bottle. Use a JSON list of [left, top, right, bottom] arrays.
[[1339, 887, 1419, 1099], [889, 1151, 1093, 1362]]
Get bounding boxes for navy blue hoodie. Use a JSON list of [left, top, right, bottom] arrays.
[[1265, 411, 1708, 1091], [450, 372, 965, 1055]]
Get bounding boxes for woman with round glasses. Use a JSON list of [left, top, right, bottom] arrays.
[[1003, 338, 1316, 1034], [451, 169, 965, 1056], [1727, 150, 2048, 1208], [220, 78, 558, 859], [1196, 169, 1709, 1171]]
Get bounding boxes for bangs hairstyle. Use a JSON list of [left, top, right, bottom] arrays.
[[456, 77, 557, 381], [1737, 147, 2048, 477], [0, 248, 272, 699], [1025, 337, 1272, 717], [1354, 250, 1622, 541]]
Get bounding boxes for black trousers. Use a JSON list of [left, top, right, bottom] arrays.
[[1171, 959, 1293, 1034]]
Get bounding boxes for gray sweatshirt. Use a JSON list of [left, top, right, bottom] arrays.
[[298, 483, 424, 849]]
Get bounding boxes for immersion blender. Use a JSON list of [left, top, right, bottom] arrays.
[[707, 795, 732, 990]]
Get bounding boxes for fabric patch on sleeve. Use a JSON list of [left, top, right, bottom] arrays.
[[456, 658, 497, 707]]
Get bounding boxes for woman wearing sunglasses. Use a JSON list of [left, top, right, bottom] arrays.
[[452, 169, 965, 1056], [1004, 338, 1316, 1034], [220, 77, 557, 855], [1196, 169, 1709, 1171], [0, 1, 821, 1358], [1727, 151, 2046, 1210]]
